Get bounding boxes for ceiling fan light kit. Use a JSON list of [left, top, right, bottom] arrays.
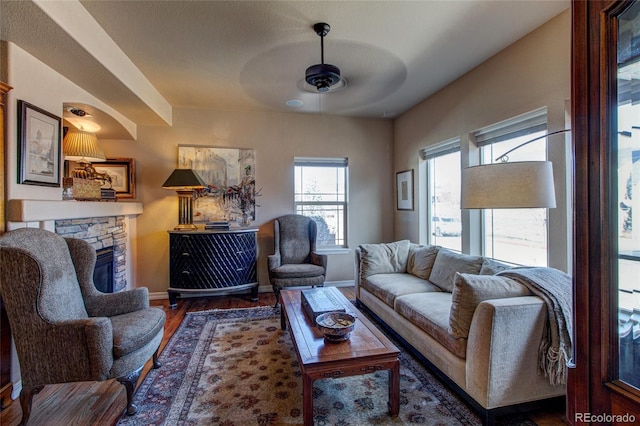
[[305, 22, 342, 93]]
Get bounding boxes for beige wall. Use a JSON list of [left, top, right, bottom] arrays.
[[101, 109, 394, 294], [393, 10, 571, 272], [2, 9, 570, 295], [2, 41, 394, 296]]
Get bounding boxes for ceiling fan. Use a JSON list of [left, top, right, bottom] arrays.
[[305, 22, 342, 93]]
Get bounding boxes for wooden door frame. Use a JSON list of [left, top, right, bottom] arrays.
[[570, 0, 640, 421]]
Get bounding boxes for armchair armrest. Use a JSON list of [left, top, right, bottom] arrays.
[[18, 318, 113, 386], [85, 287, 150, 318], [310, 252, 327, 270], [267, 254, 281, 272]]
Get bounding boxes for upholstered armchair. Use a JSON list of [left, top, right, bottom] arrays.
[[0, 228, 165, 424], [268, 214, 328, 305]]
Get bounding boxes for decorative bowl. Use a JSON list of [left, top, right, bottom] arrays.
[[315, 312, 357, 342]]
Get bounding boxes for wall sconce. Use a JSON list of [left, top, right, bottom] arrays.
[[461, 129, 569, 209], [162, 169, 207, 231]]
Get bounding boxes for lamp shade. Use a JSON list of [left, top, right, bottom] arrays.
[[461, 161, 556, 209], [162, 169, 207, 189], [63, 130, 106, 163]]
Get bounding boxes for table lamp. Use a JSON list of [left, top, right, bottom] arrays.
[[162, 169, 207, 230]]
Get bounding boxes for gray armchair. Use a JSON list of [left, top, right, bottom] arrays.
[[0, 228, 165, 424], [268, 214, 327, 305]]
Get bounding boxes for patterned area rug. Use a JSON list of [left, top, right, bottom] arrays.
[[117, 306, 536, 426]]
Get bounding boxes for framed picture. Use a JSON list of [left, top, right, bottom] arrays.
[[18, 100, 61, 186], [92, 158, 136, 198], [396, 169, 414, 210], [178, 145, 255, 222]]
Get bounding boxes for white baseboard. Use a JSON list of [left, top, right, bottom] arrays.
[[11, 380, 21, 400], [149, 280, 355, 300]]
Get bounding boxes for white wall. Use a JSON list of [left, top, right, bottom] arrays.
[[393, 10, 571, 272]]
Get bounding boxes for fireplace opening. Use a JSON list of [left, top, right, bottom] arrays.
[[94, 247, 114, 293]]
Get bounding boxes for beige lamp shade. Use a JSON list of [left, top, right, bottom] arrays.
[[63, 130, 106, 163], [461, 161, 556, 209]]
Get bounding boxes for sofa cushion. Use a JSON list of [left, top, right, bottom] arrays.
[[449, 273, 532, 339], [407, 244, 440, 279], [429, 250, 484, 292], [359, 240, 410, 279], [395, 293, 467, 359], [361, 273, 442, 308], [479, 258, 511, 275]]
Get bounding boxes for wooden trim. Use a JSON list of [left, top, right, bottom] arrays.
[[570, 0, 640, 420]]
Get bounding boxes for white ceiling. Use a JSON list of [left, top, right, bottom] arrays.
[[1, 0, 569, 126]]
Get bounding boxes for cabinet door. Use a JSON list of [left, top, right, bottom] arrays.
[[170, 232, 256, 289]]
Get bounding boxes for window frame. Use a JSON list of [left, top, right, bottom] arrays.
[[474, 107, 550, 266], [421, 138, 462, 251], [294, 157, 349, 249]]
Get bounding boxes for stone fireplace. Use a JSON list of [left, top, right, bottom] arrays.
[[6, 199, 143, 293], [55, 216, 126, 292]]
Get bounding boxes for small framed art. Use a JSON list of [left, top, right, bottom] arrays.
[[18, 100, 62, 187], [93, 158, 136, 198], [396, 169, 414, 210]]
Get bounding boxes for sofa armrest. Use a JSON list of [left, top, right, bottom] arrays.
[[354, 247, 363, 299], [465, 296, 565, 409]]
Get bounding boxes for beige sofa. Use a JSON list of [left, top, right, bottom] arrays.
[[354, 240, 565, 424]]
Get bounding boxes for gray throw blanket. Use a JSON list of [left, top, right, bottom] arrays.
[[497, 267, 573, 385]]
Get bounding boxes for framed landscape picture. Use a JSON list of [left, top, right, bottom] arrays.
[[17, 100, 61, 187], [396, 169, 414, 210]]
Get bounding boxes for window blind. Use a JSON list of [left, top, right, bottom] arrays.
[[473, 107, 547, 147], [419, 137, 460, 160], [295, 157, 348, 167]]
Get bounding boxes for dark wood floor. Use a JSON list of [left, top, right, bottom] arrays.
[[0, 288, 568, 425]]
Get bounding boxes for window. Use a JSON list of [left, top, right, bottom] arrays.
[[294, 158, 348, 248], [421, 139, 461, 251], [475, 108, 549, 266]]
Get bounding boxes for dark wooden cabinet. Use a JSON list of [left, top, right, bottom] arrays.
[[168, 229, 258, 308]]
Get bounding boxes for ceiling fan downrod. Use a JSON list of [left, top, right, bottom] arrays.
[[305, 22, 341, 93]]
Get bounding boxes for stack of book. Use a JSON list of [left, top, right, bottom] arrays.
[[204, 221, 230, 230]]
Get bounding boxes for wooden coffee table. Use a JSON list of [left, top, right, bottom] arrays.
[[280, 287, 400, 426]]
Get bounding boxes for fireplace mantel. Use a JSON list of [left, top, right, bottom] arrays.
[[6, 199, 143, 222]]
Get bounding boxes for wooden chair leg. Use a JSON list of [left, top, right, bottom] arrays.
[[19, 385, 43, 425], [152, 346, 162, 369], [273, 288, 281, 308], [116, 366, 142, 416]]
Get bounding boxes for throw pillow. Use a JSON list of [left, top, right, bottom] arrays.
[[479, 258, 511, 275], [428, 250, 484, 292], [359, 240, 411, 279], [448, 273, 532, 339], [407, 244, 440, 279]]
